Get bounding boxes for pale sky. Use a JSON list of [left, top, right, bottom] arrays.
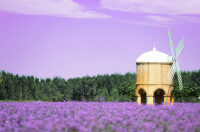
[[0, 0, 200, 79]]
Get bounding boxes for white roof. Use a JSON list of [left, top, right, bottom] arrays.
[[136, 47, 172, 63]]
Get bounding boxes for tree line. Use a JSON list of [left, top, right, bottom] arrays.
[[0, 70, 199, 102]]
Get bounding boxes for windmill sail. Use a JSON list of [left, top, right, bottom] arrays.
[[176, 61, 183, 90], [168, 63, 176, 85], [176, 38, 184, 59], [168, 30, 175, 59], [168, 29, 184, 90]]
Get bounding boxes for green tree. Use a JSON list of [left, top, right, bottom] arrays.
[[119, 81, 136, 101], [0, 70, 199, 102]]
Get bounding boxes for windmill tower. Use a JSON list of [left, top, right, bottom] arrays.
[[135, 30, 184, 105]]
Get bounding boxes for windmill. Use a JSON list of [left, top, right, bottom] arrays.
[[168, 29, 184, 90]]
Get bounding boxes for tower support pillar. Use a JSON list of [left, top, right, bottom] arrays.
[[164, 96, 171, 105], [137, 96, 141, 104], [147, 96, 154, 105]]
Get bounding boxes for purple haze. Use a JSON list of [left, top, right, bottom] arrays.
[[0, 0, 200, 79]]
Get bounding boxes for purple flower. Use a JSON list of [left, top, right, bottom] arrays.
[[0, 102, 200, 132]]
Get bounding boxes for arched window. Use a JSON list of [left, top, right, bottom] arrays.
[[154, 89, 165, 105], [139, 89, 147, 104]]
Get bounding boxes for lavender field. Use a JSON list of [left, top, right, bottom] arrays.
[[0, 102, 200, 132]]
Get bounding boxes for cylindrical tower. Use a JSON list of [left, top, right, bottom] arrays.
[[135, 47, 174, 105]]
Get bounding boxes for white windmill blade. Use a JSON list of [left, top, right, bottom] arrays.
[[176, 61, 183, 90], [176, 38, 184, 59], [168, 63, 176, 85], [168, 30, 175, 59]]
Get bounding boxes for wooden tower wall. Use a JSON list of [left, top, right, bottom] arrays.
[[135, 62, 174, 105]]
